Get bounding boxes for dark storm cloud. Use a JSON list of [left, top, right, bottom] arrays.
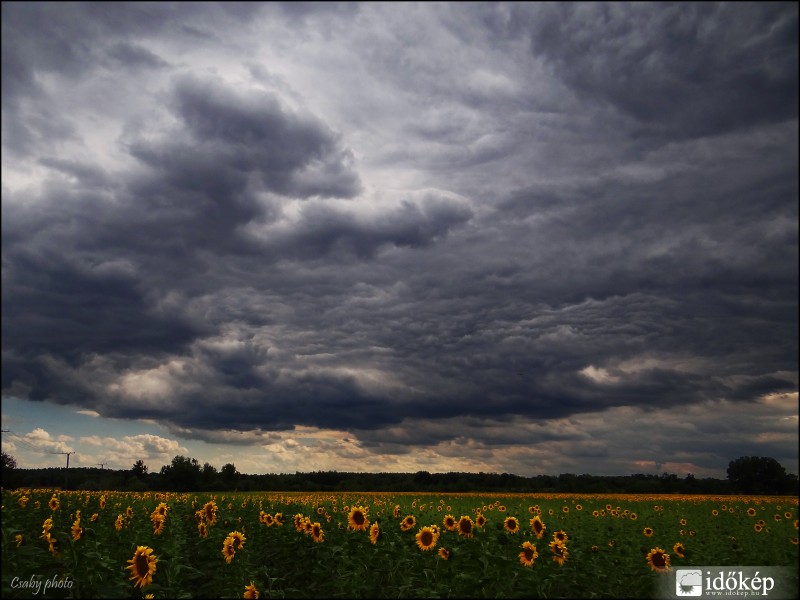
[[1, 2, 797, 471], [524, 3, 798, 140]]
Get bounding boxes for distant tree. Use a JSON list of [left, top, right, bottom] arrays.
[[221, 463, 239, 487], [160, 455, 201, 491], [727, 456, 795, 495], [132, 459, 148, 478], [2, 451, 17, 470]]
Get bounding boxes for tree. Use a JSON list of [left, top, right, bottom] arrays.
[[727, 456, 795, 495], [160, 455, 201, 491], [2, 451, 17, 470], [132, 459, 148, 478], [221, 463, 239, 487]]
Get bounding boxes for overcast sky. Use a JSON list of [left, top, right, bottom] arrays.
[[2, 2, 798, 478]]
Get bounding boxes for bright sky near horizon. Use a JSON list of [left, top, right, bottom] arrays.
[[2, 2, 798, 478]]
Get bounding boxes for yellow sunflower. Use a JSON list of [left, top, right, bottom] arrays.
[[553, 530, 568, 544], [311, 522, 325, 543], [530, 515, 546, 539], [673, 542, 685, 558], [229, 530, 246, 550], [438, 547, 450, 560], [222, 537, 237, 563], [646, 547, 670, 573], [747, 507, 757, 517], [198, 522, 208, 538], [519, 541, 538, 567], [443, 514, 456, 531], [243, 581, 260, 599], [416, 526, 438, 551], [370, 523, 380, 545], [401, 515, 416, 532], [643, 527, 654, 537], [549, 540, 568, 566], [476, 513, 487, 528], [348, 506, 369, 531], [203, 501, 218, 525], [71, 515, 82, 541], [504, 516, 520, 533], [127, 546, 158, 588], [49, 495, 60, 511], [457, 516, 474, 538]]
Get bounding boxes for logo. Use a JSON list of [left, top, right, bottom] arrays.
[[675, 570, 703, 596]]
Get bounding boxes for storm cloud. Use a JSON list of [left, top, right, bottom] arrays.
[[2, 2, 797, 476]]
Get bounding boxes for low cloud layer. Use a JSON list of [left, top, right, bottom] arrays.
[[2, 3, 797, 476]]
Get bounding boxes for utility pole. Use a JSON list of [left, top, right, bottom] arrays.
[[56, 451, 75, 490], [97, 463, 106, 470]]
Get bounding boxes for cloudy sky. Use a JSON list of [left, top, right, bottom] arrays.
[[2, 2, 798, 479]]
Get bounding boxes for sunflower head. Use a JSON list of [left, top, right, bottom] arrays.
[[438, 546, 451, 560], [369, 523, 380, 545], [243, 581, 260, 599], [530, 516, 546, 539], [646, 547, 670, 573], [457, 516, 474, 538], [643, 527, 654, 537], [416, 526, 438, 551], [443, 514, 456, 530], [503, 517, 520, 533], [673, 542, 686, 558], [348, 506, 370, 531], [127, 546, 158, 588], [519, 541, 538, 567]]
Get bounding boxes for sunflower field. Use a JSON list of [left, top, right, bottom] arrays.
[[2, 489, 798, 598]]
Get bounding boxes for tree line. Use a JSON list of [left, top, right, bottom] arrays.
[[1, 452, 797, 495]]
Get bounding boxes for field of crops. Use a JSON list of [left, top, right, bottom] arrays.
[[2, 489, 798, 598]]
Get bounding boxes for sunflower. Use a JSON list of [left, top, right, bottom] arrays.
[[673, 542, 686, 558], [222, 538, 237, 563], [475, 513, 487, 528], [99, 495, 106, 509], [152, 515, 165, 535], [643, 527, 654, 537], [549, 541, 568, 566], [294, 514, 305, 532], [679, 518, 687, 526], [311, 522, 325, 543], [591, 545, 599, 552], [228, 530, 246, 550], [416, 526, 438, 551], [747, 507, 757, 517], [18, 496, 29, 508], [115, 514, 125, 531], [519, 541, 538, 567], [576, 504, 583, 511], [274, 512, 284, 526], [443, 514, 456, 531], [562, 506, 569, 513], [41, 517, 53, 540], [127, 546, 158, 588], [504, 517, 520, 533], [646, 547, 670, 573], [711, 509, 718, 516], [629, 513, 638, 521], [370, 523, 380, 545], [16, 534, 23, 547], [348, 506, 369, 531], [754, 523, 763, 533], [401, 515, 416, 532], [530, 516, 546, 539], [243, 581, 260, 599], [553, 530, 568, 544], [203, 501, 218, 525], [393, 505, 401, 518], [126, 506, 134, 519], [71, 515, 83, 541], [49, 495, 60, 511], [592, 510, 600, 518], [198, 522, 208, 538], [457, 516, 474, 538], [438, 547, 451, 560]]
